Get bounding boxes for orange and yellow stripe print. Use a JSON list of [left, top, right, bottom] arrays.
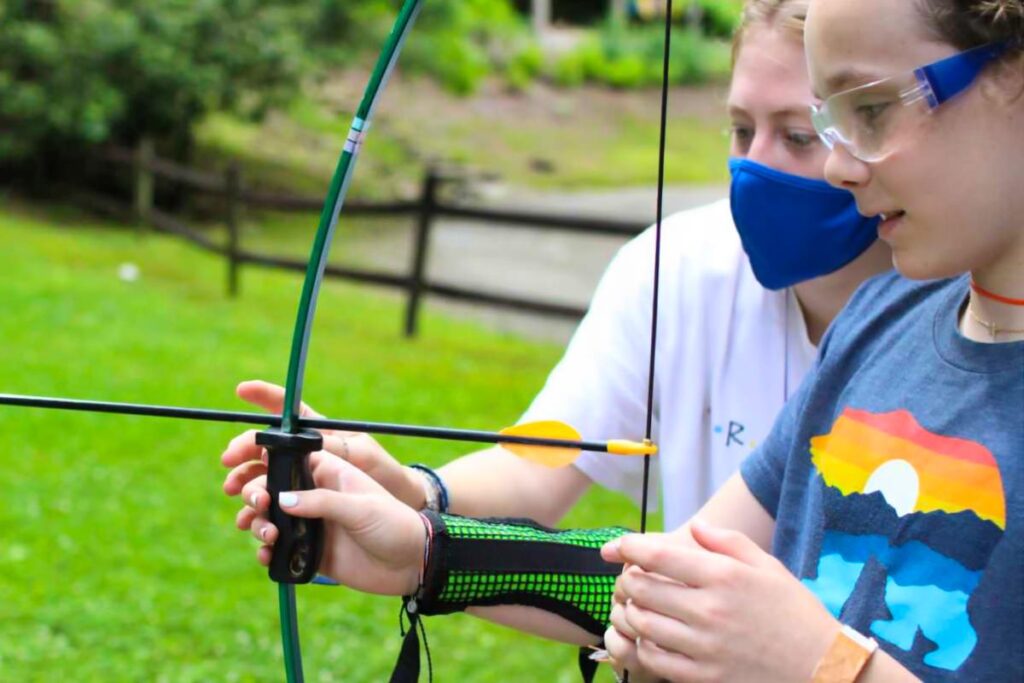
[[810, 408, 1005, 529]]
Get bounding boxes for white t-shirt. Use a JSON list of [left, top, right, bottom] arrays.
[[521, 199, 817, 531]]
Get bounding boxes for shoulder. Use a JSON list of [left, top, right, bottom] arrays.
[[840, 271, 960, 321], [611, 199, 746, 285], [821, 272, 963, 356]]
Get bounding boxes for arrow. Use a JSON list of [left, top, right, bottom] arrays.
[[0, 394, 657, 466]]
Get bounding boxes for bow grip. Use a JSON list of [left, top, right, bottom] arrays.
[[256, 428, 325, 584]]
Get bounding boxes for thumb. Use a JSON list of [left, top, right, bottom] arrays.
[[282, 460, 398, 528], [689, 518, 764, 566], [277, 485, 391, 533]]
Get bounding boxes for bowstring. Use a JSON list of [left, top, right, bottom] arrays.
[[640, 0, 673, 538], [625, 2, 672, 681]]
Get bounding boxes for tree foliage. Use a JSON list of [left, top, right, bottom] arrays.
[[0, 0, 308, 168]]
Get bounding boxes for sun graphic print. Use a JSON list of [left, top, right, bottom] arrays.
[[810, 408, 1005, 527], [803, 408, 1007, 672]]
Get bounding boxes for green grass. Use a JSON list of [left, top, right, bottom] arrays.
[[0, 200, 643, 681]]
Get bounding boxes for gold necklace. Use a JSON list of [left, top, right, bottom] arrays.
[[966, 306, 1024, 340]]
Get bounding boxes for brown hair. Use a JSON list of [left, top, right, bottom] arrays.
[[731, 0, 810, 65], [918, 0, 1024, 53]]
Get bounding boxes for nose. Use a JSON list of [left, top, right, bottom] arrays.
[[746, 131, 784, 169], [823, 144, 871, 190]]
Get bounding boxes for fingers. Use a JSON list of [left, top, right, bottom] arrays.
[[689, 518, 767, 567], [616, 567, 701, 624], [236, 380, 324, 421], [605, 533, 724, 588], [632, 636, 700, 683], [235, 504, 261, 531], [239, 474, 269, 513], [623, 599, 709, 661], [248, 513, 278, 545], [223, 456, 267, 495], [604, 625, 641, 675], [609, 597, 639, 641], [609, 614, 702, 683], [220, 429, 267, 471]]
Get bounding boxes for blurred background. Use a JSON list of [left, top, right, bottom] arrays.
[[0, 0, 737, 680]]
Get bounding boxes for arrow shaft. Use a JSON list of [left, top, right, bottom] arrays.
[[0, 394, 614, 452]]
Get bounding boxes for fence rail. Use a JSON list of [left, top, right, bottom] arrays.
[[91, 142, 647, 336]]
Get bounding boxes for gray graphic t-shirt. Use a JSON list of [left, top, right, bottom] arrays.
[[742, 273, 1023, 681]]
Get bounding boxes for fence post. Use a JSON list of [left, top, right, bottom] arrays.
[[133, 136, 155, 237], [225, 162, 243, 298], [404, 168, 439, 338]]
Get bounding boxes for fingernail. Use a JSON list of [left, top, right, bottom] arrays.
[[279, 492, 299, 507], [602, 539, 620, 553], [260, 527, 268, 541], [250, 492, 260, 508]]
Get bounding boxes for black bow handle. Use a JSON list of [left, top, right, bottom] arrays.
[[257, 428, 325, 584]]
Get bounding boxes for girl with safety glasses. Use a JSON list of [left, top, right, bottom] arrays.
[[223, 1, 1022, 681], [604, 1, 1023, 680]]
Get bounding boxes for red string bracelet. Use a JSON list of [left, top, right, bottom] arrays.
[[417, 511, 435, 588], [971, 280, 1024, 306]]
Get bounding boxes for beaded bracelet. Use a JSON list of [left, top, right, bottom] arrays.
[[409, 463, 450, 513]]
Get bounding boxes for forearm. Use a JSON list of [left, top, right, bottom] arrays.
[[858, 649, 923, 683], [466, 605, 604, 647], [414, 512, 626, 643], [438, 447, 592, 525], [674, 473, 775, 551]]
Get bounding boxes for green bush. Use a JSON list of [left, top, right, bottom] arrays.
[[510, 43, 544, 78], [0, 1, 308, 173], [551, 50, 587, 87], [551, 22, 732, 89], [395, 0, 534, 95], [404, 31, 492, 95], [504, 44, 544, 91], [696, 0, 743, 39]]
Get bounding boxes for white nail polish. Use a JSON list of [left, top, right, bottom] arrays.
[[279, 492, 299, 507]]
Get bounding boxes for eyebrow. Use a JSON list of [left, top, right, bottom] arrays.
[[727, 104, 815, 120], [818, 69, 880, 97]]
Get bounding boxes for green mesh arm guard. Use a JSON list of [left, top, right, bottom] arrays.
[[413, 511, 629, 637]]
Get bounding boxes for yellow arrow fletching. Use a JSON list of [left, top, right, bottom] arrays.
[[499, 421, 582, 467], [498, 422, 657, 466]]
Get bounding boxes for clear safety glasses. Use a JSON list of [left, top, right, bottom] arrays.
[[810, 42, 1008, 162]]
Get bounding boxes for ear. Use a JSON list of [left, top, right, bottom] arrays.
[[981, 52, 1024, 107]]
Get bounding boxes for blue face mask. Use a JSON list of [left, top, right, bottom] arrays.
[[728, 158, 880, 290]]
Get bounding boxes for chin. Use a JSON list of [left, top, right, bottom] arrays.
[[891, 252, 965, 282]]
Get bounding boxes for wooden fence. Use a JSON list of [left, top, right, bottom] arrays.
[[80, 144, 648, 337]]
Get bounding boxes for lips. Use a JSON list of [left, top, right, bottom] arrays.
[[878, 210, 906, 238]]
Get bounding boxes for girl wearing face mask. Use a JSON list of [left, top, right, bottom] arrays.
[[224, 0, 892, 541]]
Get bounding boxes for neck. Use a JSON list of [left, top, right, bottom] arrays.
[[960, 259, 1024, 343], [794, 240, 893, 345]]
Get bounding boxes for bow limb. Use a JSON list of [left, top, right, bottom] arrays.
[[269, 2, 425, 682]]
